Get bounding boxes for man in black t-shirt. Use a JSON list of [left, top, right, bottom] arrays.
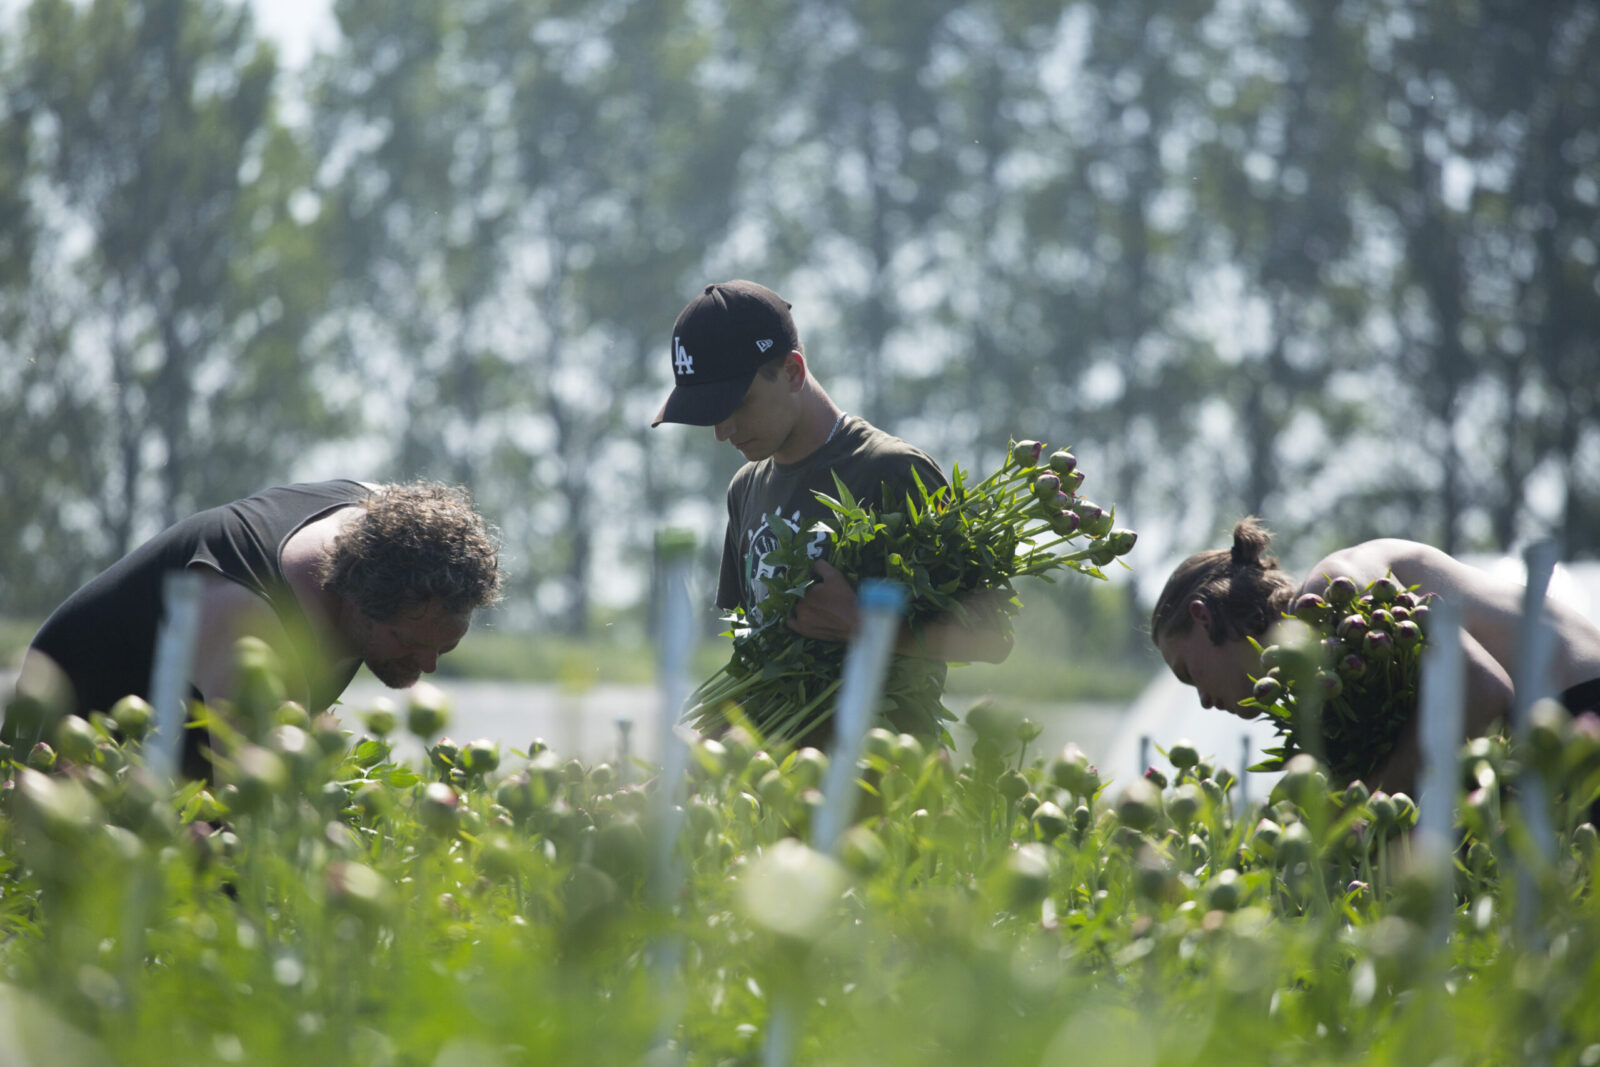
[[10, 481, 501, 776], [652, 280, 1012, 665]]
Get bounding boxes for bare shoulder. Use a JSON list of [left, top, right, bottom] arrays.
[[1298, 539, 1443, 596]]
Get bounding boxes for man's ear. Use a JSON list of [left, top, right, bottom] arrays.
[[1187, 599, 1212, 628], [783, 350, 807, 390]]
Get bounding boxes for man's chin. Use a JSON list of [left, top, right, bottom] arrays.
[[370, 665, 421, 689]]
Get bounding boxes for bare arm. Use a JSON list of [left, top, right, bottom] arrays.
[[893, 586, 1015, 664], [188, 569, 310, 709], [785, 560, 1015, 664], [1367, 627, 1513, 794]]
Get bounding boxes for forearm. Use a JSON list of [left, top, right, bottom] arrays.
[[1369, 629, 1510, 796], [895, 616, 1014, 663], [895, 588, 1016, 664], [1460, 628, 1513, 738]]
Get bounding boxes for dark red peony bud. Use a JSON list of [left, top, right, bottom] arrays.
[[1293, 593, 1330, 625], [1050, 510, 1081, 536], [1325, 576, 1359, 609], [1077, 502, 1113, 538]]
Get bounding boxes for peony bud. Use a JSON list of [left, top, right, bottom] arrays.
[[1010, 440, 1044, 469], [1050, 510, 1081, 537], [1252, 676, 1284, 704], [1369, 575, 1401, 604], [1031, 473, 1062, 500], [1048, 450, 1077, 476], [406, 682, 452, 740], [1077, 502, 1113, 538], [1324, 576, 1359, 609], [1292, 594, 1330, 625], [1105, 529, 1137, 556], [110, 695, 156, 743], [1337, 614, 1368, 644]]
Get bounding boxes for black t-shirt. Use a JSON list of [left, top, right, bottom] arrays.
[[717, 416, 946, 628], [28, 480, 371, 724]]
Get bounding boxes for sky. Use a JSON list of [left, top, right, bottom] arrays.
[[248, 0, 335, 69], [0, 1, 335, 69]]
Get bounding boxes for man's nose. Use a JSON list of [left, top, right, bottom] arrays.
[[417, 650, 440, 674], [714, 420, 735, 441]]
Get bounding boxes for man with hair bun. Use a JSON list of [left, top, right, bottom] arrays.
[[1151, 518, 1600, 791], [10, 480, 502, 777]]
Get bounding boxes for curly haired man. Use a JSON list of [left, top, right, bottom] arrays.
[[12, 480, 501, 776]]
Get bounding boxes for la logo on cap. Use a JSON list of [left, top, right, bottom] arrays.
[[674, 336, 694, 375]]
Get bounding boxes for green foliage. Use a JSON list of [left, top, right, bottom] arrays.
[[4, 676, 1600, 1064], [684, 440, 1138, 745]]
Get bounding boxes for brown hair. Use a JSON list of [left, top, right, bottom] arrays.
[[1150, 516, 1297, 645], [319, 482, 502, 621]]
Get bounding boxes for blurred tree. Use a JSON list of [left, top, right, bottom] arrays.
[[1478, 0, 1600, 553], [1355, 0, 1599, 555], [1191, 0, 1371, 522], [731, 0, 977, 425], [0, 31, 100, 615], [314, 0, 750, 632], [2, 0, 333, 612]]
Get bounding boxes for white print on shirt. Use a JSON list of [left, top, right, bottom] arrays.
[[742, 510, 830, 629]]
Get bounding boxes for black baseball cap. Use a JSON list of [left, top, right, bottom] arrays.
[[651, 280, 799, 427]]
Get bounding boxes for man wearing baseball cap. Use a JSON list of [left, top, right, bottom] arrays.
[[653, 280, 1012, 688]]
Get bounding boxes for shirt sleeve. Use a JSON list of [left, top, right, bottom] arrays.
[[872, 450, 947, 512], [715, 491, 743, 611]]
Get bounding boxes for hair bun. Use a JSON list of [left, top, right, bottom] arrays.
[[1230, 516, 1276, 570]]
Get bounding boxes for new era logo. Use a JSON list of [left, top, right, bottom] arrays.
[[755, 339, 774, 353]]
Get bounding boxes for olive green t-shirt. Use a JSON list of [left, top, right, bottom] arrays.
[[716, 416, 946, 628]]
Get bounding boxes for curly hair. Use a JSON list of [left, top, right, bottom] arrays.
[[318, 482, 502, 621], [1150, 516, 1298, 646]]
